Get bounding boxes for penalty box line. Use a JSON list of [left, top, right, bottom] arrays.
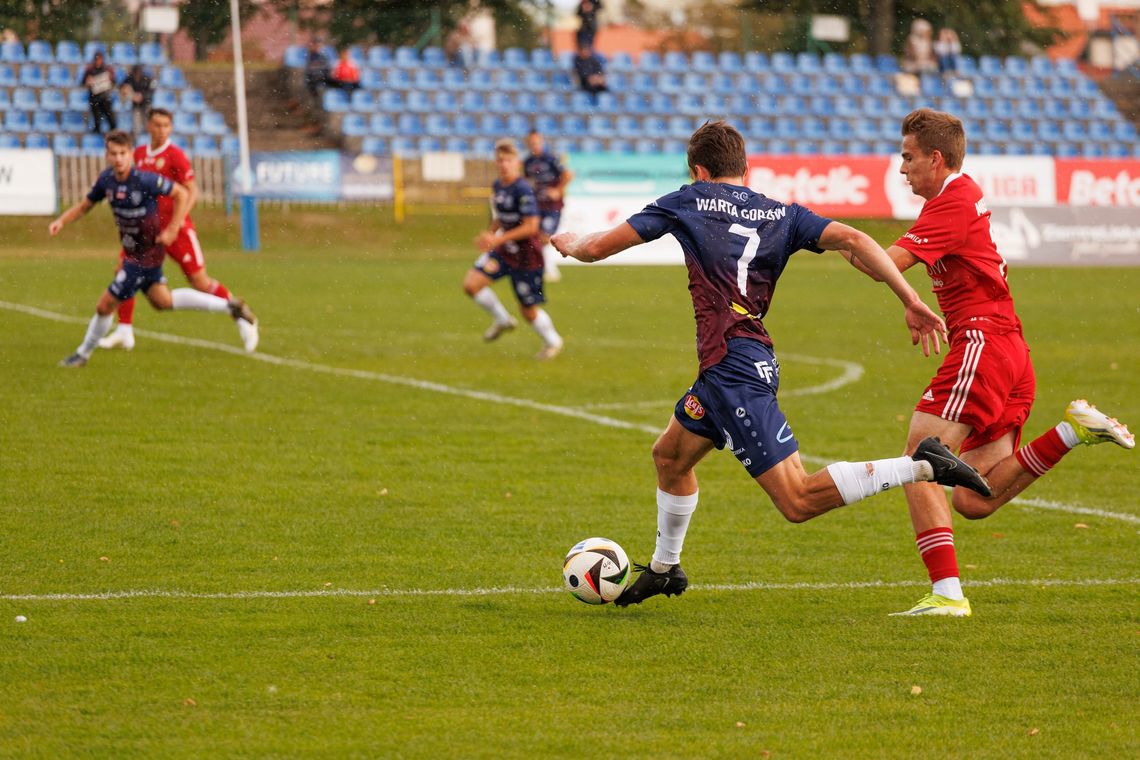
[[2, 577, 1138, 603], [3, 300, 1136, 525]]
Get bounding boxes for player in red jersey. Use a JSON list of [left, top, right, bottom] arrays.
[[845, 109, 1133, 617], [99, 108, 258, 352]]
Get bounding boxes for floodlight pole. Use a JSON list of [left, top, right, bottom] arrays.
[[230, 0, 259, 251]]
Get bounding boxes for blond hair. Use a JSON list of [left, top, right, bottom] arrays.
[[494, 138, 518, 157], [901, 108, 966, 170]]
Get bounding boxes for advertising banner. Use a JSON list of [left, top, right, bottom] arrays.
[[0, 149, 57, 215], [1055, 159, 1140, 207], [247, 150, 340, 200], [990, 206, 1140, 266], [340, 153, 394, 200]]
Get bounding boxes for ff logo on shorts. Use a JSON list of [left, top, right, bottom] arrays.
[[683, 394, 705, 420]]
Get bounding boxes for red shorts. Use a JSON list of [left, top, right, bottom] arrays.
[[117, 226, 205, 278], [915, 321, 1036, 453]]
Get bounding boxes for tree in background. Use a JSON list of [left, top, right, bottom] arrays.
[[0, 0, 100, 43], [178, 0, 259, 61]]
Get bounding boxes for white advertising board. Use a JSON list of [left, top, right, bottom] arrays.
[[0, 149, 57, 215]]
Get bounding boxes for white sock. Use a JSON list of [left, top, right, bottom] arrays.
[[114, 323, 134, 336], [933, 576, 964, 600], [529, 308, 562, 347], [1056, 421, 1080, 449], [78, 313, 114, 358], [171, 288, 229, 313], [472, 287, 510, 324], [651, 488, 698, 569], [826, 456, 926, 505]]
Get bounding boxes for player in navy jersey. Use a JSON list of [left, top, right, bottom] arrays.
[[552, 120, 992, 606], [462, 138, 564, 359], [523, 129, 574, 283], [49, 131, 252, 368]]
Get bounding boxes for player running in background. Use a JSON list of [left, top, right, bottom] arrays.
[[523, 129, 574, 283], [844, 109, 1134, 617], [98, 107, 258, 353], [50, 131, 253, 368], [552, 120, 992, 607], [462, 138, 564, 360]]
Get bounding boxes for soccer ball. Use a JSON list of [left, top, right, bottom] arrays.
[[562, 537, 631, 605]]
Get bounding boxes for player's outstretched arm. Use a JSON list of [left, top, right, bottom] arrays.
[[818, 222, 945, 356], [48, 199, 95, 236], [551, 222, 643, 263], [158, 183, 190, 246]]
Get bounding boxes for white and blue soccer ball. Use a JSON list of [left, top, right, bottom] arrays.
[[562, 537, 631, 605]]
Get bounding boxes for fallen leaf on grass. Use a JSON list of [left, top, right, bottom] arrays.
[[735, 721, 745, 728], [368, 599, 376, 606], [910, 685, 923, 696], [1028, 727, 1039, 736], [991, 533, 1005, 539], [183, 698, 197, 707], [1074, 523, 1088, 529], [98, 556, 110, 562]]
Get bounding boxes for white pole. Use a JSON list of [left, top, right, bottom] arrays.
[[230, 0, 251, 195]]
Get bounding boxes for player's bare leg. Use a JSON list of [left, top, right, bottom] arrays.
[[185, 267, 258, 352], [463, 269, 516, 341], [520, 303, 563, 360]]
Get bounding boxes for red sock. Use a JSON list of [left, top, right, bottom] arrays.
[[117, 297, 135, 325], [206, 280, 231, 300], [1015, 427, 1070, 477], [916, 527, 958, 583]]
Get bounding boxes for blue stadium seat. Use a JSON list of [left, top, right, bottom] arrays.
[[79, 133, 104, 152], [369, 113, 396, 135], [1054, 58, 1079, 77], [31, 110, 58, 132], [466, 136, 493, 154], [714, 51, 740, 72], [770, 52, 794, 72], [1051, 141, 1078, 157], [1035, 121, 1061, 141], [512, 91, 536, 113], [502, 47, 527, 68], [424, 113, 451, 137], [532, 114, 557, 134], [978, 55, 1002, 76], [139, 42, 165, 66], [724, 94, 750, 116], [440, 137, 466, 154], [414, 69, 443, 89], [0, 63, 16, 87], [1028, 56, 1052, 76], [587, 115, 615, 138], [1024, 78, 1048, 98], [846, 140, 873, 155], [0, 133, 19, 148], [451, 113, 477, 136], [52, 133, 80, 154], [83, 41, 106, 61], [1, 42, 26, 63], [396, 113, 423, 136], [159, 67, 187, 89], [460, 91, 486, 112], [60, 110, 86, 132], [1091, 99, 1119, 120], [422, 46, 445, 67], [666, 115, 692, 139], [486, 91, 512, 113], [19, 65, 45, 87], [641, 116, 668, 138], [341, 113, 368, 136], [13, 88, 38, 111], [743, 116, 773, 140], [838, 73, 865, 96], [0, 89, 10, 109], [638, 51, 660, 69], [606, 138, 632, 154], [282, 45, 306, 68], [530, 48, 555, 70], [179, 89, 206, 112], [1112, 121, 1137, 141], [191, 135, 218, 156], [1088, 121, 1112, 141], [663, 51, 688, 72], [360, 136, 388, 155], [149, 89, 176, 110], [691, 51, 715, 72], [631, 138, 657, 155], [381, 68, 409, 89], [796, 52, 821, 72], [1105, 142, 1130, 158], [467, 68, 493, 90], [560, 114, 586, 136], [366, 45, 392, 68], [110, 42, 136, 66], [505, 113, 530, 135], [384, 136, 411, 154], [953, 55, 977, 76], [1079, 142, 1103, 158], [846, 53, 872, 74], [822, 52, 847, 73], [39, 88, 66, 110], [416, 136, 442, 153], [827, 119, 853, 139], [322, 89, 349, 112], [349, 90, 375, 112], [67, 88, 89, 111], [405, 90, 431, 113], [215, 135, 236, 154], [985, 121, 1012, 141], [432, 90, 458, 112], [54, 40, 81, 64], [1011, 121, 1036, 141], [477, 114, 504, 135], [874, 54, 898, 73], [45, 64, 71, 88], [990, 99, 1015, 120], [743, 51, 769, 72], [1061, 121, 1087, 141], [676, 93, 702, 115], [1069, 99, 1091, 119], [174, 112, 199, 133], [26, 40, 53, 63], [519, 69, 546, 91], [358, 69, 384, 91], [809, 95, 836, 117], [394, 46, 418, 67], [1004, 56, 1028, 76], [23, 132, 49, 149]]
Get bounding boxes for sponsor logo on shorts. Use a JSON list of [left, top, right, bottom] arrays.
[[922, 388, 935, 402], [683, 394, 704, 420], [776, 422, 793, 443]]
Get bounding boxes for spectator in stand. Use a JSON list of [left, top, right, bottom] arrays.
[[573, 44, 609, 101], [935, 27, 962, 74], [120, 64, 155, 137], [900, 18, 938, 74], [576, 0, 603, 51], [303, 38, 330, 101], [445, 21, 474, 69], [328, 48, 361, 92], [81, 51, 117, 135]]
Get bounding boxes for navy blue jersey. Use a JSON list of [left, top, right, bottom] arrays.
[[523, 152, 567, 212], [86, 167, 174, 268], [492, 176, 539, 231], [627, 181, 832, 371]]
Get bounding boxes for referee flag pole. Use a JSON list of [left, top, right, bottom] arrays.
[[230, 0, 259, 251]]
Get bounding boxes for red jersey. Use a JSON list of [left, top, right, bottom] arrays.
[[134, 141, 195, 230], [893, 173, 1019, 334]]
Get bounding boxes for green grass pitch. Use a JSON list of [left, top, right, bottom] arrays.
[[1, 207, 1137, 757]]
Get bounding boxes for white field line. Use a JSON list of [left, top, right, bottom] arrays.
[[2, 576, 1137, 603], [4, 301, 1136, 525]]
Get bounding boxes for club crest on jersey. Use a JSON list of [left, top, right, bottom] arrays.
[[156, 158, 165, 169], [682, 394, 705, 420]]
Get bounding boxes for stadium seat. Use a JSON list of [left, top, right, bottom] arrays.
[[60, 110, 86, 132], [31, 110, 59, 132], [361, 136, 389, 155], [23, 132, 49, 149], [342, 113, 369, 136], [398, 113, 424, 136], [1069, 99, 1091, 119], [1080, 142, 1103, 157], [66, 88, 88, 110], [587, 115, 615, 138], [52, 133, 80, 154], [1114, 121, 1137, 141], [1054, 58, 1079, 77], [560, 114, 586, 136], [469, 136, 495, 154], [809, 95, 836, 117], [159, 67, 187, 89], [1062, 121, 1088, 141], [1105, 142, 1130, 158], [193, 135, 220, 156], [978, 55, 1002, 76], [512, 91, 536, 113], [168, 134, 188, 151], [422, 46, 445, 67], [414, 69, 443, 89], [322, 89, 350, 112], [839, 73, 865, 96], [505, 113, 530, 135], [452, 113, 477, 136], [175, 112, 201, 134], [149, 89, 176, 110], [13, 88, 38, 111], [743, 51, 769, 72], [530, 48, 555, 70], [0, 133, 19, 148], [82, 41, 105, 61], [796, 52, 821, 72], [467, 68, 493, 90], [0, 89, 10, 110], [388, 136, 414, 154], [0, 63, 15, 87], [1091, 99, 1119, 120], [717, 51, 742, 72], [991, 99, 1015, 120], [54, 40, 81, 64], [374, 90, 402, 113], [822, 52, 847, 73], [1, 41, 26, 63], [641, 116, 668, 138], [80, 133, 104, 153], [38, 88, 65, 110], [369, 113, 396, 136], [111, 42, 137, 66], [1004, 56, 1028, 77], [26, 40, 53, 63], [477, 114, 503, 135], [827, 119, 853, 139], [848, 53, 873, 74], [384, 68, 410, 89], [1088, 121, 1113, 141], [432, 90, 458, 112], [366, 45, 392, 68], [663, 51, 688, 72], [217, 134, 237, 154], [532, 114, 557, 134], [873, 54, 898, 73], [44, 64, 71, 88], [638, 51, 661, 69], [550, 70, 573, 89], [282, 45, 306, 68], [676, 93, 702, 115], [487, 91, 512, 113], [19, 65, 45, 87], [460, 91, 486, 112], [1011, 121, 1036, 141], [179, 89, 206, 112], [441, 136, 467, 154], [350, 90, 376, 112], [359, 69, 383, 90], [606, 138, 632, 154], [415, 136, 441, 153], [666, 115, 692, 139], [425, 113, 451, 137], [502, 47, 527, 68], [692, 51, 716, 71], [393, 46, 418, 67], [139, 42, 166, 66]]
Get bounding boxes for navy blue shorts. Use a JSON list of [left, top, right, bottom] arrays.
[[108, 261, 166, 301], [539, 210, 562, 237], [473, 250, 546, 307], [674, 338, 800, 478]]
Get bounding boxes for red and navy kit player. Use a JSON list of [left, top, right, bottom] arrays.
[[850, 109, 1133, 617], [462, 138, 564, 359], [49, 131, 252, 368], [99, 107, 258, 353], [553, 120, 991, 607], [523, 130, 574, 282]]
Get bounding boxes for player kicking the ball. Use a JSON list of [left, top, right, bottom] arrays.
[[552, 119, 992, 607], [98, 107, 258, 353], [50, 130, 253, 367], [463, 138, 564, 360], [842, 109, 1133, 617]]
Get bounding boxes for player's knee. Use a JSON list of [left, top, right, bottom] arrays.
[[951, 490, 994, 520], [651, 440, 685, 478], [772, 495, 813, 524]]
